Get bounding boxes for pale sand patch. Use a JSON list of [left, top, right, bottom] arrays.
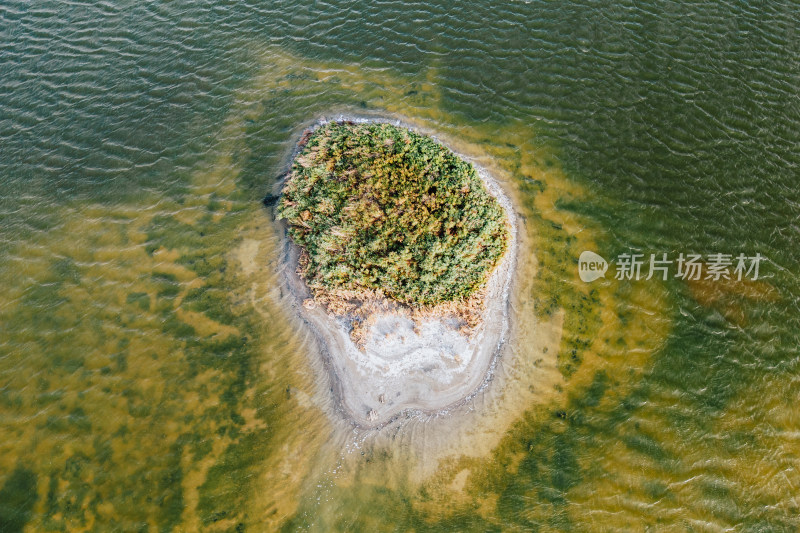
[[234, 238, 261, 275], [276, 118, 519, 427]]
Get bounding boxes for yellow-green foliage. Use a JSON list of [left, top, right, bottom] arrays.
[[278, 122, 509, 306]]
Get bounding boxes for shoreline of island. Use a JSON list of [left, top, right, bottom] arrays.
[[271, 116, 520, 428]]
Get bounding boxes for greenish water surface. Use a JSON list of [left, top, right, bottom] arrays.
[[1, 1, 798, 531]]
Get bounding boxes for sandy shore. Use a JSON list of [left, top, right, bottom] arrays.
[[276, 118, 519, 427]]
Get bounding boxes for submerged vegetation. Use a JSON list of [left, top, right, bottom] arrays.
[[278, 122, 510, 307]]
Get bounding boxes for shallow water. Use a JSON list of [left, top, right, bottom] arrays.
[[1, 1, 798, 531]]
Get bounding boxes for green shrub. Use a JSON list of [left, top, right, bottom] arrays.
[[278, 122, 509, 307]]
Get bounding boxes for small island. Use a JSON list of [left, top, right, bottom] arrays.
[[277, 120, 517, 426]]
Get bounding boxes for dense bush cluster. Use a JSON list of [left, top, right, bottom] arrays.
[[278, 122, 509, 307]]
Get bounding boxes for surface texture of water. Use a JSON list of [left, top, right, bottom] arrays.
[[1, 1, 798, 531]]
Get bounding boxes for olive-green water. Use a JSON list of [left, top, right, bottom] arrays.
[[1, 1, 798, 531]]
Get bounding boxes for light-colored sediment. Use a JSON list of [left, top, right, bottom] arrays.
[[277, 119, 518, 427]]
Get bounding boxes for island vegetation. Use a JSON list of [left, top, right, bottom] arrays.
[[278, 121, 510, 319]]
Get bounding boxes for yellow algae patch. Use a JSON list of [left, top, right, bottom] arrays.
[[181, 438, 231, 533], [175, 308, 239, 340], [563, 375, 799, 531], [566, 278, 672, 402], [449, 468, 472, 494], [711, 380, 800, 513], [0, 179, 267, 530], [228, 215, 332, 531], [151, 245, 181, 263]]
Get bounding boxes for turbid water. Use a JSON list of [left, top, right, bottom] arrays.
[[1, 1, 798, 531]]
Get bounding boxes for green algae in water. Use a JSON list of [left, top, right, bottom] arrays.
[[0, 466, 38, 533]]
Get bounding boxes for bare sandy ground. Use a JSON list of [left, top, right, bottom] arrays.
[[276, 119, 518, 427]]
